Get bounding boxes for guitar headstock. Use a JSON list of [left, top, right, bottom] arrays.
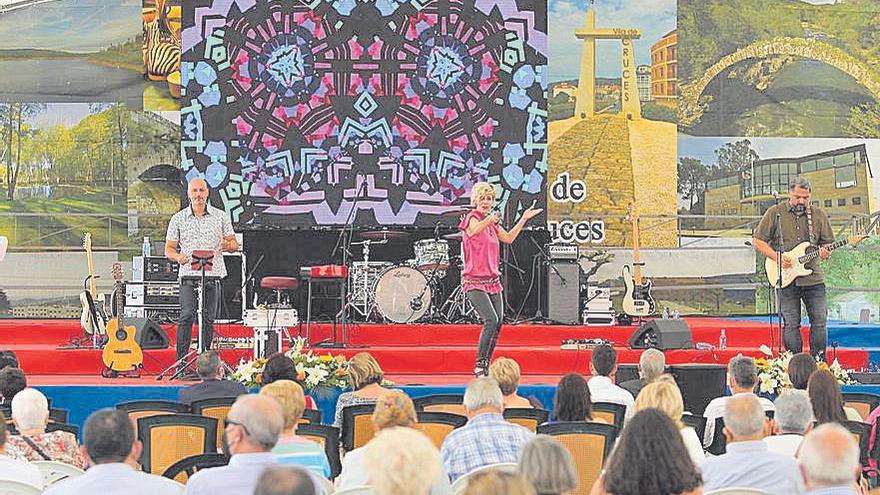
[[82, 233, 92, 251], [111, 262, 123, 282], [849, 234, 868, 246]]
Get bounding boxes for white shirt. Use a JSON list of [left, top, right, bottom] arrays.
[[0, 454, 42, 489], [587, 376, 635, 420], [763, 433, 804, 457], [183, 452, 277, 495], [702, 393, 775, 447], [680, 427, 706, 466], [43, 463, 181, 495]]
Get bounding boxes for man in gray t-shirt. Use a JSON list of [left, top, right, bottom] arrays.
[[165, 178, 238, 362]]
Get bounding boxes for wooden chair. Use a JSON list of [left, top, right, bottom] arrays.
[[32, 460, 85, 488], [843, 393, 880, 421], [844, 420, 872, 466], [299, 408, 322, 424], [591, 402, 626, 429], [503, 408, 550, 432], [46, 422, 79, 436], [341, 404, 378, 452], [415, 411, 467, 448], [0, 479, 41, 495], [48, 408, 69, 424], [681, 413, 707, 441], [450, 462, 519, 494], [413, 394, 467, 415], [137, 414, 218, 476], [537, 422, 618, 495], [296, 423, 342, 479], [117, 400, 190, 437], [161, 452, 229, 485], [189, 396, 236, 452]]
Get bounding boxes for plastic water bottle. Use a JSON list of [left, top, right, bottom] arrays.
[[142, 236, 151, 257], [719, 328, 727, 350], [672, 308, 680, 319], [662, 307, 670, 319]]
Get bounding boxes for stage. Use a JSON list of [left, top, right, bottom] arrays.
[[2, 316, 879, 432]]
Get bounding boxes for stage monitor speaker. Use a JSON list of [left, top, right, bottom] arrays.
[[219, 253, 244, 320], [126, 317, 170, 350], [548, 261, 580, 325], [628, 319, 693, 350]]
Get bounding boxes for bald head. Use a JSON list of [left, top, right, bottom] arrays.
[[724, 393, 766, 441], [799, 423, 860, 490], [188, 178, 208, 210]]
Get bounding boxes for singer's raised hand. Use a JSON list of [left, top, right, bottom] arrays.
[[522, 207, 543, 221]]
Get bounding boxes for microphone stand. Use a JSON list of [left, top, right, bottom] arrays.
[[773, 195, 785, 354], [238, 253, 265, 307], [523, 235, 562, 323]]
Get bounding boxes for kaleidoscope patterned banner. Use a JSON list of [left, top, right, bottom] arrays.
[[181, 0, 547, 229]]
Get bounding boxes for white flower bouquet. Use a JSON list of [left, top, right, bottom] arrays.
[[230, 337, 350, 392], [755, 345, 856, 396]]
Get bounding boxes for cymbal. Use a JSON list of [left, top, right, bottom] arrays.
[[442, 232, 463, 241], [359, 229, 409, 239]]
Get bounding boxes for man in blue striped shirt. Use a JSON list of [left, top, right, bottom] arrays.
[[440, 377, 534, 482]]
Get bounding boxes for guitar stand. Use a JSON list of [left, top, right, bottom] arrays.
[[102, 363, 143, 379]]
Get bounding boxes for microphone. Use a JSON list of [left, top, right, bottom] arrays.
[[410, 296, 423, 311]]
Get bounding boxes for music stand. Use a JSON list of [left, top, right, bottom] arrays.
[[157, 250, 216, 380]]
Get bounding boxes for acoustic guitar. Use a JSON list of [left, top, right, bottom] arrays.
[[79, 233, 106, 341], [101, 263, 143, 376], [621, 201, 656, 317]]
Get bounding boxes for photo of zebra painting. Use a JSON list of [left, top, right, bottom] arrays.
[[142, 0, 180, 110]]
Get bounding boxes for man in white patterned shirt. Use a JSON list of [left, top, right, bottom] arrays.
[[440, 377, 534, 482], [165, 178, 238, 363]]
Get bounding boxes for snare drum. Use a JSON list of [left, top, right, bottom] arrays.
[[413, 239, 449, 272], [373, 266, 431, 323]]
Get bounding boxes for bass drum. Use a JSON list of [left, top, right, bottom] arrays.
[[373, 266, 431, 324]]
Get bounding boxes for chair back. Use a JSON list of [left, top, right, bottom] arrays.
[[681, 413, 707, 441], [843, 393, 880, 421], [704, 489, 770, 495], [341, 404, 378, 452], [0, 480, 41, 495], [335, 487, 377, 495], [844, 420, 872, 466], [413, 394, 467, 415], [415, 411, 467, 448], [137, 413, 218, 475], [32, 460, 85, 488], [296, 423, 342, 478], [299, 408, 322, 424], [46, 422, 79, 436], [450, 462, 519, 494], [189, 396, 236, 452], [503, 408, 549, 432], [117, 400, 190, 436], [161, 452, 230, 485], [48, 408, 69, 424], [707, 416, 727, 456], [537, 422, 618, 495], [591, 402, 626, 429]]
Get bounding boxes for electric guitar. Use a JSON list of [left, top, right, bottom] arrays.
[[79, 233, 106, 339], [765, 235, 867, 289], [101, 263, 143, 376], [622, 201, 656, 317]]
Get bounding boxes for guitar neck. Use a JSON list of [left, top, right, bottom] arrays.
[[87, 251, 97, 296], [632, 218, 642, 284], [114, 281, 124, 320], [797, 238, 850, 264]]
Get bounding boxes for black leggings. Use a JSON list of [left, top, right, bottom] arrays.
[[467, 289, 504, 365]]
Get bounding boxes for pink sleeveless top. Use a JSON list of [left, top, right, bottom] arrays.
[[459, 210, 503, 294]]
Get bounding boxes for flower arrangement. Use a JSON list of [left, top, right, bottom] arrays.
[[755, 345, 856, 396], [230, 337, 350, 392]]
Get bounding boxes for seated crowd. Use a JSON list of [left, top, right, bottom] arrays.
[[0, 344, 877, 495]]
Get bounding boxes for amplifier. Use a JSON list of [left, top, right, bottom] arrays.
[[548, 243, 578, 260], [126, 283, 179, 306], [132, 256, 179, 282], [548, 261, 581, 325], [244, 308, 298, 328], [123, 306, 180, 324]]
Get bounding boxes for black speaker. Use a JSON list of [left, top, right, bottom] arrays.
[[628, 319, 693, 350], [548, 261, 580, 324], [126, 317, 170, 350]]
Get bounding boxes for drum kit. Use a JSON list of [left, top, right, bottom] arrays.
[[345, 212, 477, 324]]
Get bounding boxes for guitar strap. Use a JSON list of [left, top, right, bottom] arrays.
[[806, 205, 816, 246]]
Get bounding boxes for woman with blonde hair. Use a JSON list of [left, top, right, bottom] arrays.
[[461, 182, 542, 376], [259, 379, 330, 477], [333, 352, 391, 428], [633, 377, 704, 464], [336, 390, 452, 494], [518, 435, 577, 495], [462, 470, 537, 495], [364, 426, 443, 495], [490, 357, 532, 408]]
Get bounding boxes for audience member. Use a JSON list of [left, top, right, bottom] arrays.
[[489, 357, 532, 408], [462, 471, 537, 495], [702, 355, 775, 447], [587, 344, 634, 419], [788, 352, 817, 390], [259, 380, 330, 477], [261, 354, 315, 409], [183, 394, 284, 495], [700, 394, 804, 494], [6, 388, 85, 468], [0, 350, 19, 371], [590, 408, 701, 495], [618, 348, 665, 398], [553, 373, 605, 423], [364, 426, 441, 495], [0, 411, 42, 489], [336, 389, 452, 494], [333, 352, 390, 428], [764, 389, 813, 457], [0, 367, 26, 405], [808, 369, 860, 424], [253, 466, 316, 495], [43, 409, 182, 494], [799, 423, 861, 495], [178, 350, 247, 405], [440, 377, 534, 482], [634, 378, 704, 464], [518, 435, 577, 495]]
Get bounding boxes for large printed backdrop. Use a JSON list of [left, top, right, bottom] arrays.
[[180, 0, 547, 229]]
